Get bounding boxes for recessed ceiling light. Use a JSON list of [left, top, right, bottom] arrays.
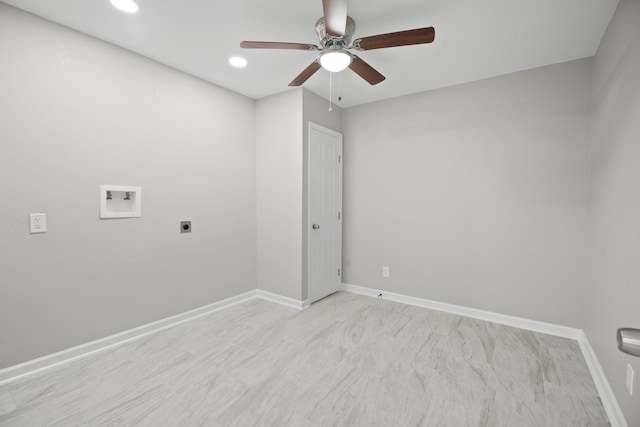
[[110, 0, 139, 14], [229, 56, 248, 68]]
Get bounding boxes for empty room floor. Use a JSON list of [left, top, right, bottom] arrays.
[[0, 292, 609, 426]]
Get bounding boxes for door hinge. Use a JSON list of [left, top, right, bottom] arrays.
[[338, 155, 341, 163], [338, 268, 341, 276], [338, 212, 341, 220]]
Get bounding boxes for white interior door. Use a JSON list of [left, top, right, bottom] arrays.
[[308, 123, 342, 304]]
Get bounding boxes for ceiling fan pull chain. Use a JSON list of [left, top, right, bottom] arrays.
[[329, 71, 333, 112]]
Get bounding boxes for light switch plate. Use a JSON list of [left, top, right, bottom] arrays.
[[29, 213, 47, 233]]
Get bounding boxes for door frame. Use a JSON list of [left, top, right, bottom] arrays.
[[307, 122, 343, 304]]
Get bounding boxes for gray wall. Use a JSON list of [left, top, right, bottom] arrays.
[[342, 58, 592, 328], [0, 4, 257, 368], [256, 90, 303, 300], [586, 0, 640, 424]]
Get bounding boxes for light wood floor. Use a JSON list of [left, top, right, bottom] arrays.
[[0, 292, 609, 426]]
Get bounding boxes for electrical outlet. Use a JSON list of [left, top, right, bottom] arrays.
[[29, 213, 47, 233], [627, 364, 634, 396], [382, 266, 389, 277]]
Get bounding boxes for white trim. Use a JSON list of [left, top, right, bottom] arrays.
[[578, 331, 628, 427], [0, 290, 257, 386], [255, 289, 308, 310], [341, 283, 581, 339]]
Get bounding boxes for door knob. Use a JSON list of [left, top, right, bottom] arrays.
[[312, 224, 320, 230], [618, 328, 640, 357]]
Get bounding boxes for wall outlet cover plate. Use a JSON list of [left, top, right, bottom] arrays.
[[382, 266, 390, 277], [29, 213, 47, 233]]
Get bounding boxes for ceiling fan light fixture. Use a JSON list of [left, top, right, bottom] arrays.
[[319, 50, 352, 73]]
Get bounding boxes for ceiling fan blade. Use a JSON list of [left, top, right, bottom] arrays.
[[323, 0, 349, 37], [349, 55, 385, 85], [353, 27, 435, 51], [289, 61, 322, 86], [240, 41, 318, 51]]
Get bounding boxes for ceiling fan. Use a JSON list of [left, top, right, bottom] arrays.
[[240, 0, 435, 87]]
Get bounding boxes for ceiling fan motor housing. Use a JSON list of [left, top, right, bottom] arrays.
[[316, 16, 356, 48]]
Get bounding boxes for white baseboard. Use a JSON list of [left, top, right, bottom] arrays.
[[341, 283, 581, 339], [0, 290, 257, 386], [578, 331, 628, 427], [255, 289, 309, 310], [341, 282, 627, 427]]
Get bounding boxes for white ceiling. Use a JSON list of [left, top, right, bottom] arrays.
[[2, 0, 619, 107]]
